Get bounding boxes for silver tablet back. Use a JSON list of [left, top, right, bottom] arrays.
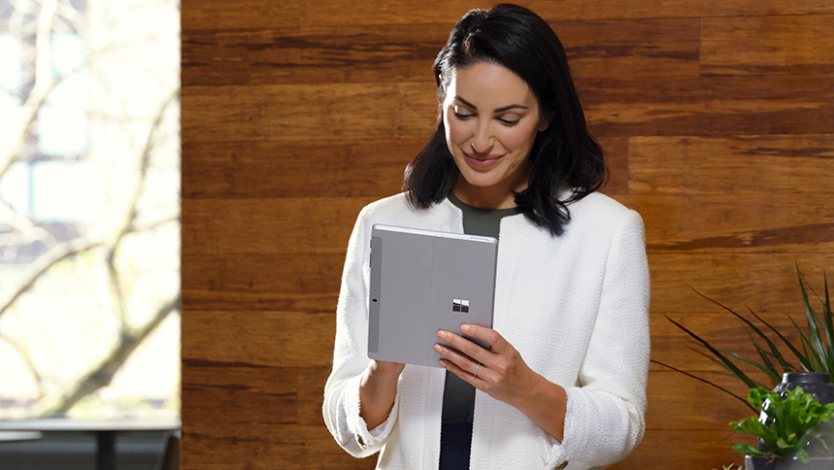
[[368, 224, 497, 367]]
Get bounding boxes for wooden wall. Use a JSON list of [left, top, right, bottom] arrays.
[[181, 1, 834, 468]]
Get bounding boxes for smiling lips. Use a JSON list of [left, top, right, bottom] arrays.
[[464, 152, 503, 168]]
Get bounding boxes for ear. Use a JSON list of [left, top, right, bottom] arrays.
[[538, 109, 556, 132]]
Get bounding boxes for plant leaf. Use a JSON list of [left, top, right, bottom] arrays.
[[687, 344, 766, 381], [732, 443, 762, 456], [750, 334, 781, 381], [748, 308, 811, 371], [687, 343, 734, 371], [745, 305, 801, 372], [821, 272, 834, 378], [665, 314, 762, 390], [797, 267, 831, 373], [651, 359, 757, 413], [693, 289, 797, 379], [785, 309, 824, 372], [795, 448, 811, 464], [711, 345, 778, 385]]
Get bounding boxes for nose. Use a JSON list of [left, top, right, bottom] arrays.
[[470, 121, 493, 154]]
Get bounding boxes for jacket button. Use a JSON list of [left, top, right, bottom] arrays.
[[554, 462, 568, 470]]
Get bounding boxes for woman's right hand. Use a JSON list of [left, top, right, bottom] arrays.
[[359, 360, 405, 430]]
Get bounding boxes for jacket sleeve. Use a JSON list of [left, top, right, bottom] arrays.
[[544, 209, 651, 468], [322, 205, 400, 458]]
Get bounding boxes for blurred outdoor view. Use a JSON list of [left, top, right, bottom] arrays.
[[0, 0, 180, 420]]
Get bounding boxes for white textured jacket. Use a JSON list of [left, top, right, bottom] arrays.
[[323, 192, 650, 470]]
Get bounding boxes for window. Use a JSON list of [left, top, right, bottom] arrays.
[[0, 0, 180, 421]]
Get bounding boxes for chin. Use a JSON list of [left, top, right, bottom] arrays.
[[460, 173, 503, 189]]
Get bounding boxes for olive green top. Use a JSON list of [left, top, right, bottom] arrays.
[[442, 191, 520, 424]]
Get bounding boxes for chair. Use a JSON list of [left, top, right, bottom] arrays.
[[155, 430, 180, 470]]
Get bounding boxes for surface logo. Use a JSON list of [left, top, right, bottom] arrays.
[[452, 299, 470, 313]]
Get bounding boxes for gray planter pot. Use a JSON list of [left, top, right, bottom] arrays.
[[745, 455, 834, 470], [758, 372, 834, 457]]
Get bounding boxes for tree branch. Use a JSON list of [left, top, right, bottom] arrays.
[[105, 86, 179, 329], [31, 293, 181, 417], [0, 333, 45, 399], [0, 0, 181, 420], [129, 214, 180, 233], [0, 239, 101, 320], [0, 201, 58, 248], [0, 0, 60, 180]]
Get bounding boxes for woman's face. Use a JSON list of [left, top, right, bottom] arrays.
[[442, 61, 548, 207]]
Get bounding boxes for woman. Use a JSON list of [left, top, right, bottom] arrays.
[[323, 4, 650, 470]]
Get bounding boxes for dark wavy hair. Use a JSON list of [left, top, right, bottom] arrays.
[[403, 3, 606, 236]]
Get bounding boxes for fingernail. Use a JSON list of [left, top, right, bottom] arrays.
[[439, 360, 447, 368], [434, 344, 443, 352], [461, 324, 470, 331], [438, 330, 446, 338]]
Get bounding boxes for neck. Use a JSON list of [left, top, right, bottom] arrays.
[[452, 184, 516, 209], [453, 161, 530, 210]]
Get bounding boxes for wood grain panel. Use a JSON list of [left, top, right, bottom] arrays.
[[182, 140, 419, 199], [182, 75, 834, 144], [182, 198, 370, 255], [181, 424, 374, 470], [620, 193, 834, 253], [182, 365, 299, 426], [181, 364, 372, 468], [180, 367, 755, 469], [558, 18, 699, 80], [646, 372, 753, 430], [648, 253, 834, 314], [181, 82, 437, 144], [183, 192, 834, 259], [181, 0, 834, 467], [608, 429, 750, 469], [181, 253, 341, 311], [182, 365, 331, 426], [183, 308, 812, 378], [701, 15, 834, 75], [181, 25, 446, 87], [181, 19, 698, 87], [650, 311, 806, 374], [181, 0, 834, 31], [298, 367, 332, 426], [582, 75, 834, 136], [599, 136, 629, 196], [182, 137, 627, 199], [182, 253, 834, 313], [182, 311, 336, 367], [184, 308, 808, 383], [628, 134, 834, 195]]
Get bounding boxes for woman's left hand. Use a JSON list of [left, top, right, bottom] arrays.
[[435, 324, 538, 407]]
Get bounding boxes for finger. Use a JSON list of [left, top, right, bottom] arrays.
[[460, 324, 507, 353], [437, 355, 485, 387], [437, 330, 492, 365], [434, 343, 481, 375]]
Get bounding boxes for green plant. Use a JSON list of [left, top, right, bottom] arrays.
[[731, 386, 834, 463], [654, 266, 833, 410]]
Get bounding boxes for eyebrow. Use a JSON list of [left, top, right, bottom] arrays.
[[455, 95, 528, 113]]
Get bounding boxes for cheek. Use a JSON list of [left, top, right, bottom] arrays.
[[501, 126, 539, 151], [446, 117, 470, 146]]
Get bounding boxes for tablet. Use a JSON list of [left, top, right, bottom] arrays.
[[368, 224, 498, 367]]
